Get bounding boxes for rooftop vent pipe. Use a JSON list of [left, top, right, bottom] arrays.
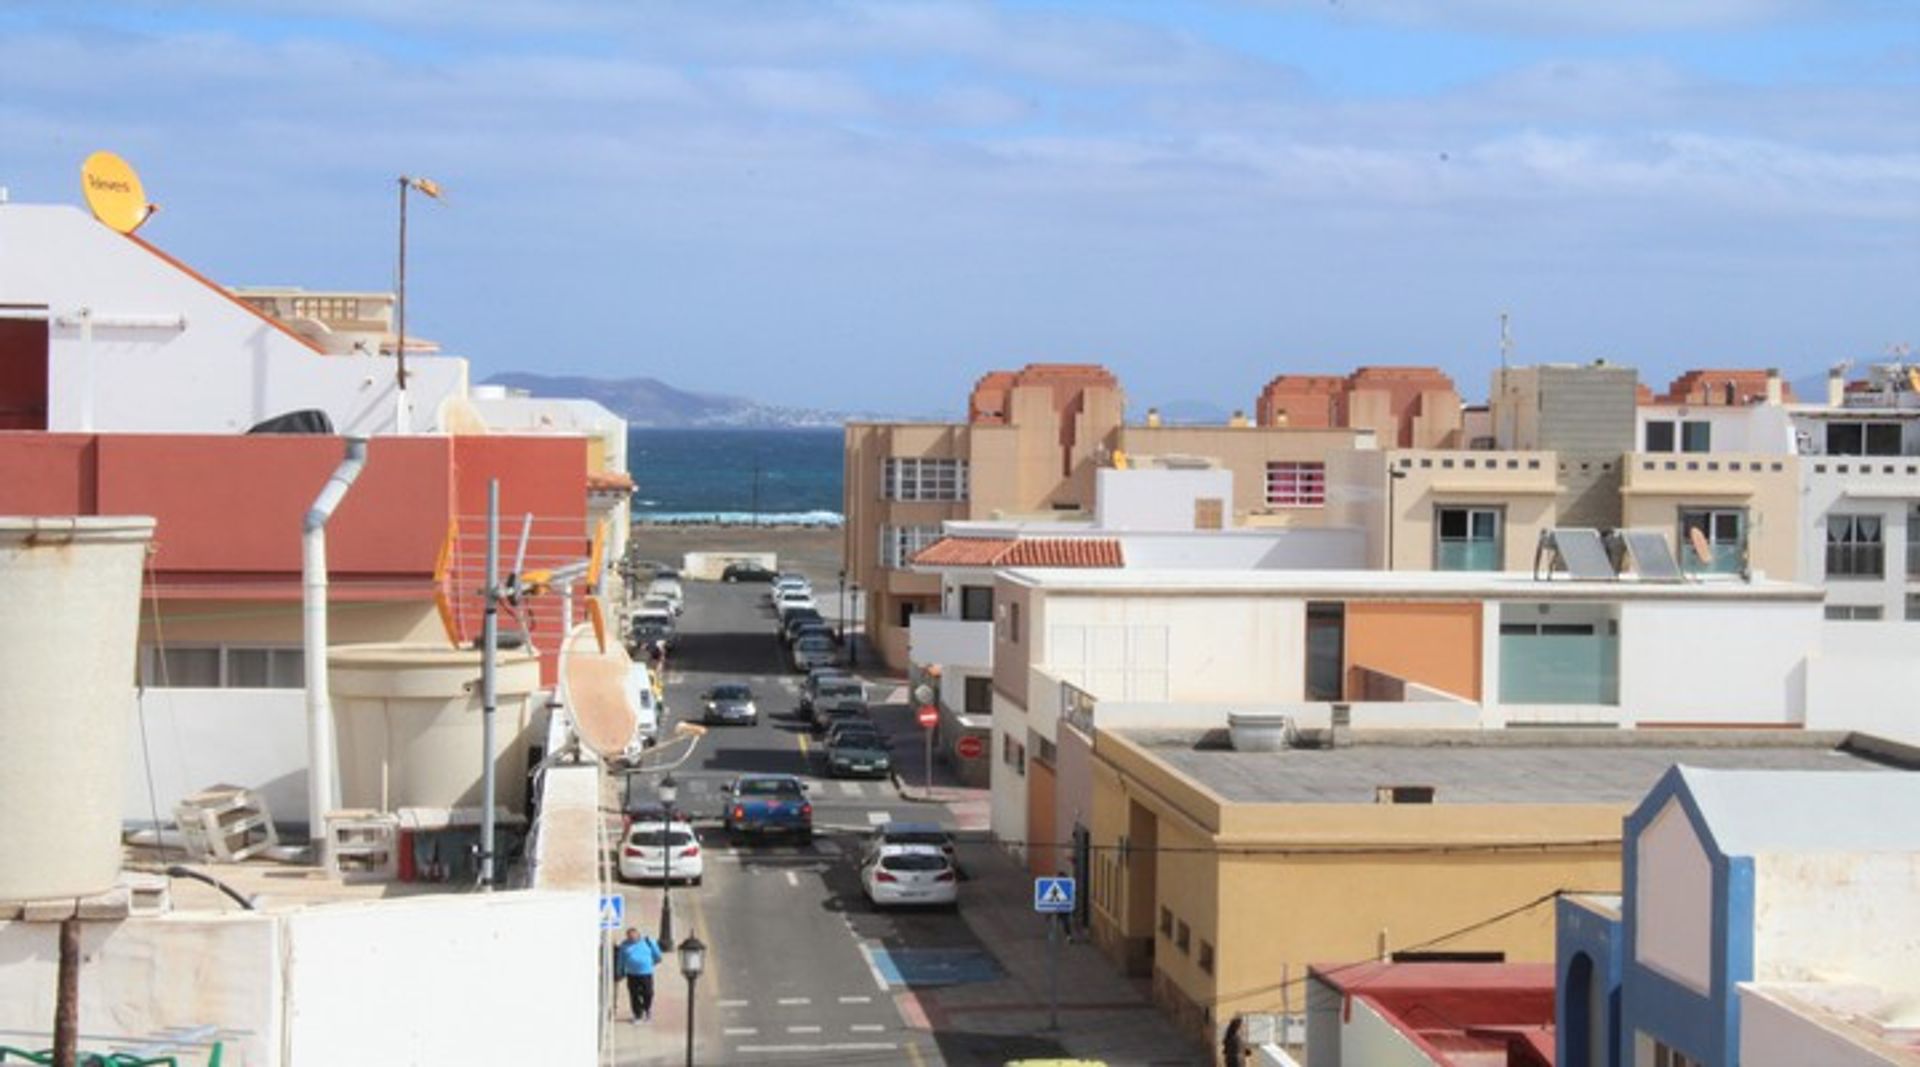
[[303, 437, 367, 854]]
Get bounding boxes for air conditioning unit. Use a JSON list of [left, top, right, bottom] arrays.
[[1228, 712, 1296, 752]]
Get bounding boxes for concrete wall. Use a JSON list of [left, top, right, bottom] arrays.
[[1344, 601, 1482, 701], [1616, 600, 1818, 725], [989, 690, 1031, 857], [1619, 453, 1801, 579], [1805, 623, 1920, 745], [1633, 797, 1714, 995], [1635, 404, 1796, 454], [1305, 984, 1437, 1067], [1801, 463, 1920, 618], [1038, 592, 1305, 703], [1739, 986, 1912, 1067], [1115, 425, 1368, 523], [0, 205, 467, 436], [1120, 528, 1365, 570], [285, 891, 598, 1066], [1751, 852, 1920, 993], [1383, 451, 1560, 571], [1094, 467, 1233, 530]]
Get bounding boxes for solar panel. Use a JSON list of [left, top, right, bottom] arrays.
[[1620, 529, 1686, 582], [1548, 528, 1616, 580]]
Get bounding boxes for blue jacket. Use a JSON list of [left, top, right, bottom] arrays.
[[616, 936, 663, 977]]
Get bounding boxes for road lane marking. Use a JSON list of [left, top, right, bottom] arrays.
[[723, 1027, 758, 1036], [717, 1000, 751, 1008], [858, 944, 890, 993], [777, 997, 811, 1006], [850, 1024, 886, 1033], [796, 733, 810, 758], [866, 811, 890, 825], [837, 781, 861, 796], [737, 1044, 897, 1055], [784, 870, 798, 887], [837, 996, 872, 1005], [787, 1025, 823, 1034], [906, 1039, 928, 1067]]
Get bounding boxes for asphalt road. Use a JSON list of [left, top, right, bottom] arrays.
[[612, 580, 977, 1067]]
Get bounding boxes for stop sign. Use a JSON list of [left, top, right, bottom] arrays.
[[955, 734, 986, 760], [917, 704, 939, 729]]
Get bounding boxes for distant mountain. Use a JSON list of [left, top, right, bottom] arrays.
[[483, 372, 922, 429]]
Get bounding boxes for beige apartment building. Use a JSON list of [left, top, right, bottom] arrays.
[[843, 364, 1373, 668]]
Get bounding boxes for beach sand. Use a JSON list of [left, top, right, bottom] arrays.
[[627, 523, 847, 590]]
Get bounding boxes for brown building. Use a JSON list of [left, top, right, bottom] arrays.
[[1256, 366, 1463, 448], [1655, 368, 1792, 407]]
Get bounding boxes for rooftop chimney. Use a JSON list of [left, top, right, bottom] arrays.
[[1229, 410, 1249, 428], [1828, 366, 1846, 407], [1764, 369, 1783, 406], [1145, 407, 1162, 428]]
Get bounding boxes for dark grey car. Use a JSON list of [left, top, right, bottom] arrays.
[[700, 682, 759, 726]]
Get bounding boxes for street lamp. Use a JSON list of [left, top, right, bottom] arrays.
[[678, 934, 707, 1067], [848, 583, 861, 667], [658, 773, 677, 947], [837, 569, 846, 644], [393, 174, 442, 434]]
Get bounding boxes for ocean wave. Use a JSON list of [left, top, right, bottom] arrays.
[[635, 510, 844, 527]]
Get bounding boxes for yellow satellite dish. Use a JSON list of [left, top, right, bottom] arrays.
[[80, 151, 154, 234]]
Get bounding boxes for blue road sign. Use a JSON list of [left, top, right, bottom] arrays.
[[599, 893, 626, 930], [1033, 876, 1075, 914]]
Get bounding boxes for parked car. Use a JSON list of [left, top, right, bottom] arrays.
[[629, 607, 676, 651], [780, 609, 826, 645], [805, 674, 868, 729], [861, 843, 957, 909], [646, 577, 685, 615], [798, 667, 852, 714], [774, 589, 817, 620], [722, 561, 777, 583], [791, 633, 838, 673], [625, 663, 662, 747], [825, 723, 892, 779], [790, 621, 835, 647], [640, 595, 676, 617], [700, 682, 759, 726], [866, 821, 959, 870], [722, 774, 813, 843], [768, 573, 810, 599], [618, 815, 703, 885]]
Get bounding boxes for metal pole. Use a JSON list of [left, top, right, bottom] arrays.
[[395, 177, 410, 432], [52, 915, 79, 1067], [659, 810, 674, 946], [1047, 912, 1060, 1031], [480, 478, 499, 888], [924, 723, 934, 799], [684, 972, 698, 1067]]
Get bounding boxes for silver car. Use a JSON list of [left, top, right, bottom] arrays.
[[700, 682, 758, 726], [790, 634, 837, 673]]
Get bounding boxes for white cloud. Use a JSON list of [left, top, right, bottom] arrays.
[[1252, 0, 1870, 34]]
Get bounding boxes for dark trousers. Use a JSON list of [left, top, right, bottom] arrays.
[[625, 973, 655, 1019]]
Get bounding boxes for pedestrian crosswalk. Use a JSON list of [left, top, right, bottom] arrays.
[[672, 776, 897, 802]]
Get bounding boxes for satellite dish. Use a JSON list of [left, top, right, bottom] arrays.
[[80, 151, 154, 234]]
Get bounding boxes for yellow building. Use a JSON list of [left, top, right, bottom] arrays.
[[1084, 726, 1884, 1046]]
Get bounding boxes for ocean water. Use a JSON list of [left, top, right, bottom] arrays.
[[627, 428, 844, 524]]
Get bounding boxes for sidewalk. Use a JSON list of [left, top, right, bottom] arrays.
[[903, 780, 1208, 1067]]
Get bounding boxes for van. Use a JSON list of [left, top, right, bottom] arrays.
[[646, 577, 684, 616], [625, 662, 662, 747]]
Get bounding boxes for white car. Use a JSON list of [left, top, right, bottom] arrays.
[[625, 663, 662, 748], [861, 844, 958, 909], [646, 578, 684, 616], [619, 818, 703, 885], [767, 574, 811, 603], [775, 589, 817, 619]]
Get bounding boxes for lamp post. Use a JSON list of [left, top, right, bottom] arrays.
[[678, 934, 707, 1067], [658, 773, 677, 947], [393, 174, 442, 434], [848, 583, 861, 667], [837, 569, 846, 644]]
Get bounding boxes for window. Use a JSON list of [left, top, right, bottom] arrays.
[[1176, 920, 1191, 954], [964, 676, 993, 715], [1826, 515, 1884, 579], [1652, 1041, 1704, 1067], [1004, 602, 1021, 644], [1826, 421, 1903, 457], [897, 599, 920, 628], [1826, 604, 1884, 621], [960, 585, 994, 622], [1193, 498, 1224, 529], [883, 457, 969, 501], [1198, 941, 1215, 975], [1000, 736, 1025, 776], [1264, 462, 1326, 508], [1678, 508, 1745, 575], [1907, 594, 1920, 622], [1435, 507, 1502, 571], [1681, 421, 1711, 452], [1159, 907, 1173, 938], [1909, 506, 1920, 578], [141, 646, 305, 689], [881, 525, 942, 568]]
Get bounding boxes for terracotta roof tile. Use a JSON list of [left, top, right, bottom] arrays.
[[912, 536, 1123, 568]]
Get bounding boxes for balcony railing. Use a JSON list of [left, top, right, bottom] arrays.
[[907, 616, 994, 671], [1436, 541, 1500, 571]]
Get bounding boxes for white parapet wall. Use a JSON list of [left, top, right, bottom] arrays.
[[681, 551, 777, 581], [0, 890, 598, 1066]]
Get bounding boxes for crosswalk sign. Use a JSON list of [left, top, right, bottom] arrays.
[[599, 893, 625, 930], [1034, 876, 1075, 914]]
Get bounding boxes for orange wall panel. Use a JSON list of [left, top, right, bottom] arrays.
[[1344, 600, 1482, 702], [0, 433, 96, 513]]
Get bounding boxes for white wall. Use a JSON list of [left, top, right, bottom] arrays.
[[989, 690, 1031, 856], [1805, 624, 1920, 745], [1, 205, 467, 435], [1799, 467, 1920, 616], [1041, 594, 1305, 704], [286, 891, 599, 1065], [126, 689, 310, 827], [1617, 600, 1817, 725], [1636, 405, 1795, 454], [1119, 529, 1365, 570], [0, 914, 283, 1066], [1752, 852, 1920, 993], [1739, 986, 1910, 1067], [1094, 467, 1233, 530], [1634, 798, 1714, 995]]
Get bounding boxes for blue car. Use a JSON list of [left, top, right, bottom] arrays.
[[722, 774, 813, 844]]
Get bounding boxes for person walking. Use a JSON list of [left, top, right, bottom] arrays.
[[614, 926, 664, 1022]]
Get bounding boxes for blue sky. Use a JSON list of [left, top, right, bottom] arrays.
[[2, 1, 1915, 414]]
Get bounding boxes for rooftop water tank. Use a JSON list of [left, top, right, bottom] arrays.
[[327, 644, 541, 813], [1228, 712, 1297, 753], [0, 516, 155, 902]]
